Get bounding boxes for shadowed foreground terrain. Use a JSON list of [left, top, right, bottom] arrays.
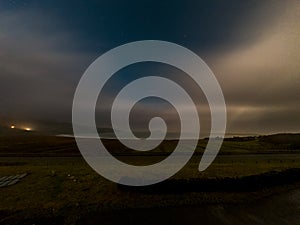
[[0, 131, 300, 224]]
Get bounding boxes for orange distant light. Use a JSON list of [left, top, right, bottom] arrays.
[[11, 125, 15, 129], [25, 128, 31, 131]]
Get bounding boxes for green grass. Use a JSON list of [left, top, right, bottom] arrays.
[[1, 133, 300, 224], [1, 154, 300, 212], [1, 133, 299, 157]]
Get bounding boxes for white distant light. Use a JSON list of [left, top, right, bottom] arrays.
[[10, 125, 15, 129], [25, 128, 31, 131]]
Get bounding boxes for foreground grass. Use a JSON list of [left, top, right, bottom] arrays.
[[1, 131, 300, 223], [1, 155, 300, 224], [1, 155, 300, 212]]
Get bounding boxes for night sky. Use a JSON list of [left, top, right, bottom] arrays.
[[0, 0, 299, 135]]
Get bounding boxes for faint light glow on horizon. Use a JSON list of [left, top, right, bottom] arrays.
[[25, 127, 31, 131], [10, 125, 15, 129]]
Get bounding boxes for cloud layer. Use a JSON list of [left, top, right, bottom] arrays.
[[0, 1, 299, 135]]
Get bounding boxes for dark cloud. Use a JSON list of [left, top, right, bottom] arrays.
[[0, 10, 94, 122], [0, 0, 299, 134]]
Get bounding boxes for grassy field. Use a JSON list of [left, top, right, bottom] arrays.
[[0, 132, 299, 156], [1, 133, 300, 224], [1, 154, 300, 209]]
